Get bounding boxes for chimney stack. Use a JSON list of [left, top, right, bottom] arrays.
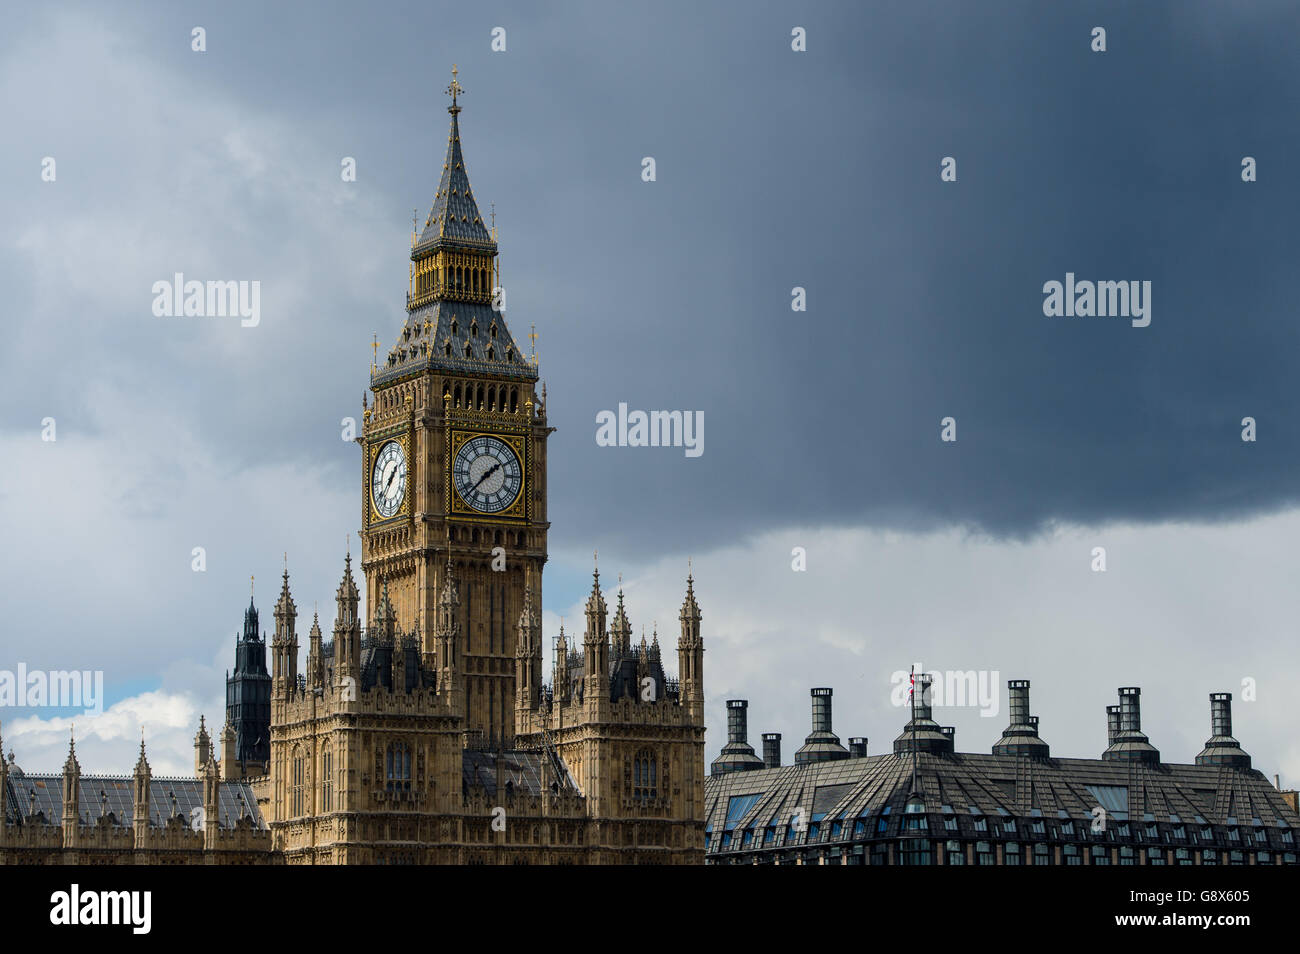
[[811, 687, 833, 734], [1195, 692, 1251, 769], [1106, 705, 1121, 744], [992, 679, 1049, 758], [762, 732, 782, 769], [727, 699, 749, 744], [795, 688, 849, 764], [709, 700, 765, 775], [1102, 687, 1160, 764], [848, 737, 868, 758], [892, 673, 954, 755]]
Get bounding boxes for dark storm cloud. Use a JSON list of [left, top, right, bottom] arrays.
[[3, 0, 1297, 564]]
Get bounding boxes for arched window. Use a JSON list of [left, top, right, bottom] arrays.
[[321, 747, 333, 812], [386, 741, 411, 793], [633, 748, 658, 803], [291, 747, 306, 817]]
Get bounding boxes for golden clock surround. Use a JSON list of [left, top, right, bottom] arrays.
[[447, 429, 528, 522], [366, 429, 413, 525]]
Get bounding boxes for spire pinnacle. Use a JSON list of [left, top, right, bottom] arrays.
[[446, 64, 464, 114]]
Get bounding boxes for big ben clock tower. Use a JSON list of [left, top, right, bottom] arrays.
[[360, 67, 549, 746]]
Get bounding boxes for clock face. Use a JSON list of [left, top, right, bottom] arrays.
[[371, 440, 407, 518], [453, 435, 522, 513]]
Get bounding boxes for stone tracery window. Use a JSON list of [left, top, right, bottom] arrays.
[[633, 748, 657, 803], [322, 747, 333, 812], [291, 746, 306, 817], [386, 741, 411, 792]]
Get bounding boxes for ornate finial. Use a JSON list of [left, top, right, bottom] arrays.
[[250, 574, 255, 599], [283, 552, 288, 575], [371, 333, 379, 369], [687, 556, 693, 582], [528, 323, 539, 366], [411, 208, 418, 247], [446, 64, 464, 114]]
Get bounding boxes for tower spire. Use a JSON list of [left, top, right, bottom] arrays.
[[446, 63, 464, 114]]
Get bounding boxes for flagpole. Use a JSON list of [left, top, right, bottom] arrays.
[[910, 665, 918, 796]]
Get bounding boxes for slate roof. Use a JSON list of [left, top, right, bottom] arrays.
[[414, 110, 496, 254], [3, 773, 266, 830], [462, 749, 579, 798], [373, 300, 535, 388], [704, 751, 1300, 857]]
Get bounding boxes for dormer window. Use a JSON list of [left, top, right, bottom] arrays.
[[451, 318, 458, 335], [470, 321, 478, 338], [490, 323, 497, 339], [464, 343, 473, 358]]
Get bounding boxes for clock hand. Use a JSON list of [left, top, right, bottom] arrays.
[[384, 466, 398, 493], [471, 462, 501, 491]]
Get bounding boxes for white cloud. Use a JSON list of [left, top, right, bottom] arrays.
[[4, 690, 208, 778], [551, 513, 1300, 788]]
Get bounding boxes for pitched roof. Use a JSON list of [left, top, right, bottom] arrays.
[[414, 110, 495, 254], [4, 774, 266, 830], [373, 300, 535, 387]]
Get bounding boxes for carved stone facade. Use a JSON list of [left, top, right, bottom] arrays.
[[0, 731, 274, 865]]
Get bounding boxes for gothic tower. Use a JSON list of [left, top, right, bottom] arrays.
[[360, 66, 549, 747], [226, 585, 271, 773]]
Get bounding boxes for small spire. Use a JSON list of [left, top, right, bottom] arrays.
[[446, 64, 464, 114], [64, 727, 79, 772]]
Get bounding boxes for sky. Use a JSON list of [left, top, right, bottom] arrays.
[[1, 0, 1298, 782]]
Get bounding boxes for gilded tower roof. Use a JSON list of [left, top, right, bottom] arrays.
[[374, 67, 534, 389], [413, 88, 495, 253]]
